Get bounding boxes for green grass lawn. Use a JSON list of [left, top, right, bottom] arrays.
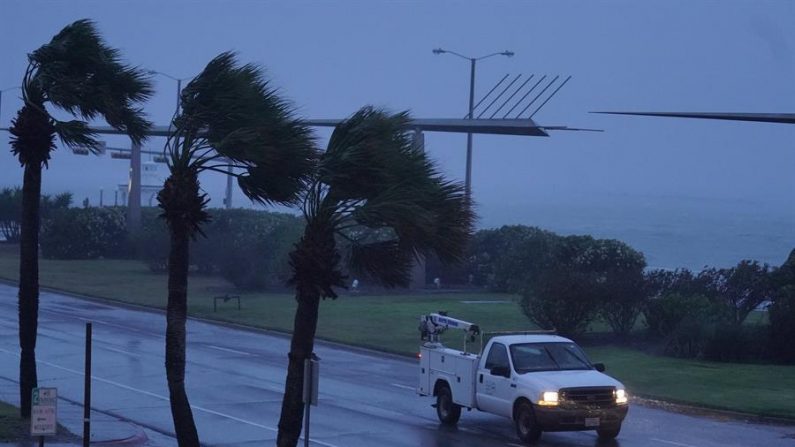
[[0, 401, 23, 441], [586, 346, 795, 419], [1, 243, 793, 419]]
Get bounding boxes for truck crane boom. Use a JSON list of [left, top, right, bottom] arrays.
[[419, 312, 480, 344]]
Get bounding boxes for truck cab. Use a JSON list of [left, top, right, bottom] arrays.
[[418, 314, 629, 444]]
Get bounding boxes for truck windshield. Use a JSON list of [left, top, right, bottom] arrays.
[[509, 342, 593, 373]]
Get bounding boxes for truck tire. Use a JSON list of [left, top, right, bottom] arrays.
[[435, 384, 461, 424], [597, 424, 621, 440], [515, 402, 542, 444]]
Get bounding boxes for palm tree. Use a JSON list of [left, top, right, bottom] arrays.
[[8, 19, 152, 418], [276, 107, 474, 447], [158, 52, 315, 446]]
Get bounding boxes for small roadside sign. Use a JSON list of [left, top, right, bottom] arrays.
[[31, 387, 57, 437]]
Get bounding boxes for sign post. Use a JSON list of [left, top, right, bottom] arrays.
[[31, 387, 57, 446], [302, 354, 319, 447]]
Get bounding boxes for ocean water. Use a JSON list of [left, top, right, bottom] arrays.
[[481, 195, 795, 271]]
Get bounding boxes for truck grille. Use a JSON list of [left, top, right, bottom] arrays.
[[559, 387, 616, 409]]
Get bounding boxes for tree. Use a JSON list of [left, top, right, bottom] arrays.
[[519, 236, 646, 337], [158, 52, 314, 446], [698, 261, 773, 326], [275, 107, 473, 447], [595, 240, 647, 337], [8, 19, 152, 417]]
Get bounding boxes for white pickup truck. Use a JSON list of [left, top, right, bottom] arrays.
[[417, 313, 629, 444]]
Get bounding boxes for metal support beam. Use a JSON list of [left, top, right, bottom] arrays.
[[127, 141, 141, 231]]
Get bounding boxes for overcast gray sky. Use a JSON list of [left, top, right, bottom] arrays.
[[1, 1, 794, 268]]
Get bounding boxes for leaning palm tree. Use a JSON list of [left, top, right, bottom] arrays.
[[158, 52, 315, 446], [8, 19, 152, 418], [276, 107, 474, 447]]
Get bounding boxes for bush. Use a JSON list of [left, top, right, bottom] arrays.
[[40, 207, 127, 259], [520, 235, 647, 337], [703, 324, 770, 363], [769, 286, 795, 364], [134, 208, 303, 289], [467, 225, 558, 292]]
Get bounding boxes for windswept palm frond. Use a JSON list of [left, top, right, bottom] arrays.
[[174, 52, 316, 206], [312, 107, 475, 287], [52, 120, 99, 151], [29, 19, 153, 145]]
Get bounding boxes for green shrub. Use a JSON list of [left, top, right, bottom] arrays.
[[41, 207, 127, 259], [769, 286, 795, 364], [134, 208, 303, 289]]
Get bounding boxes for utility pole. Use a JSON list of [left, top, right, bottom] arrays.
[[433, 48, 514, 201]]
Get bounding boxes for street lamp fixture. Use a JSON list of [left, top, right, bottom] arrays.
[[432, 47, 515, 200]]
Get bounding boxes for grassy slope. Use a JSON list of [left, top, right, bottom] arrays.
[[1, 244, 793, 418], [0, 401, 23, 441]]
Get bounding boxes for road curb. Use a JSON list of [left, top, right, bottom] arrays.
[[633, 396, 795, 427]]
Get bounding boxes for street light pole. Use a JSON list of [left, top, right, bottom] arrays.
[[466, 58, 476, 199], [433, 48, 514, 201]]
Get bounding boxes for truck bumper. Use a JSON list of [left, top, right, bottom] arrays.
[[534, 404, 628, 431]]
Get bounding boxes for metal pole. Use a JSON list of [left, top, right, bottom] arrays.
[[176, 79, 182, 113], [225, 165, 233, 209], [303, 358, 311, 447], [465, 58, 476, 200], [127, 141, 141, 231], [82, 323, 92, 447], [0, 90, 3, 126]]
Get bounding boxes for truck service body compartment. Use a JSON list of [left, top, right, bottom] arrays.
[[419, 346, 478, 408]]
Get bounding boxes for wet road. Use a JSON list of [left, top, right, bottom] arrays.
[[0, 283, 793, 447]]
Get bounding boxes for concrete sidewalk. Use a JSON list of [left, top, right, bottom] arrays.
[[1, 377, 173, 446]]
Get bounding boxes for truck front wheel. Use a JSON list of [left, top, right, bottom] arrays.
[[515, 402, 542, 444], [597, 424, 621, 440], [435, 384, 461, 424]]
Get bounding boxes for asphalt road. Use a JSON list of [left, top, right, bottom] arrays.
[[0, 283, 793, 447]]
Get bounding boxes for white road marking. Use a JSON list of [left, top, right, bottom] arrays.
[[72, 316, 152, 335], [507, 443, 525, 447], [98, 345, 141, 357], [390, 383, 415, 391], [651, 438, 700, 447], [0, 348, 340, 447], [206, 345, 253, 356]]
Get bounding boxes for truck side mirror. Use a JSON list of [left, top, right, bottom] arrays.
[[593, 363, 606, 372], [490, 366, 510, 378]]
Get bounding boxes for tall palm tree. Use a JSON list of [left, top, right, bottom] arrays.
[[158, 52, 315, 446], [8, 19, 152, 418], [276, 107, 474, 447]]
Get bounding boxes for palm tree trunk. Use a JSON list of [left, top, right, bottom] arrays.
[[165, 222, 200, 447], [18, 161, 41, 419], [276, 287, 320, 447]]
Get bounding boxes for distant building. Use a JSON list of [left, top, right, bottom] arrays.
[[118, 161, 164, 207]]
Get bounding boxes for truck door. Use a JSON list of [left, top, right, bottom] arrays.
[[476, 342, 514, 417]]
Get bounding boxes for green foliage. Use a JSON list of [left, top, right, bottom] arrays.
[[516, 232, 647, 337], [697, 261, 774, 325], [136, 208, 303, 289], [0, 187, 72, 243], [294, 107, 474, 296], [467, 225, 557, 292], [769, 286, 795, 363], [40, 207, 127, 259]]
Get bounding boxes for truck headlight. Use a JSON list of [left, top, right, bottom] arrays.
[[615, 389, 628, 405], [538, 391, 559, 406]]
